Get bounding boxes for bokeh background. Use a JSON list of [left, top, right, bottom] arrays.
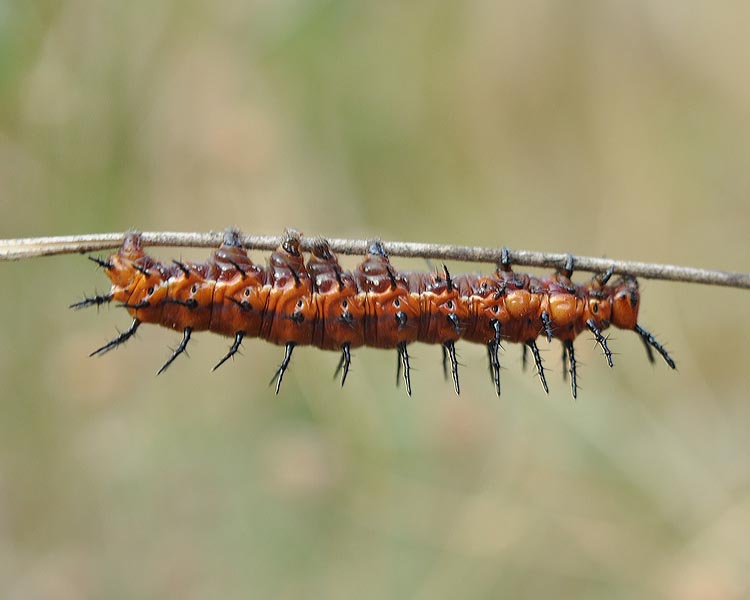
[[1, 2, 749, 598]]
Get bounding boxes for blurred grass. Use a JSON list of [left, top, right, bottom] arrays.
[[1, 1, 750, 598]]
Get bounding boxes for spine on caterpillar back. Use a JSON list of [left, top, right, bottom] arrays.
[[75, 228, 675, 397]]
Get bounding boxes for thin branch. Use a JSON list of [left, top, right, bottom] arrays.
[[0, 231, 748, 289]]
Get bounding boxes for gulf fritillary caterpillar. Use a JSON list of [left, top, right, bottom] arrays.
[[72, 228, 675, 397]]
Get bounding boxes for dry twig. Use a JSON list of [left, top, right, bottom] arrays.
[[0, 231, 748, 289]]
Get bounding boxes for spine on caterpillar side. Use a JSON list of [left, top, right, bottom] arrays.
[[76, 228, 675, 397]]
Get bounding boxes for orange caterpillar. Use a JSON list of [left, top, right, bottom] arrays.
[[73, 229, 675, 397]]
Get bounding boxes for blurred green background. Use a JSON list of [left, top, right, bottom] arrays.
[[1, 2, 749, 598]]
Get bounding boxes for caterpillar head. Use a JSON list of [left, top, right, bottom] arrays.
[[610, 276, 640, 330], [108, 231, 147, 289]]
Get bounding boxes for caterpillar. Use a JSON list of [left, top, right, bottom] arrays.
[[72, 228, 676, 397]]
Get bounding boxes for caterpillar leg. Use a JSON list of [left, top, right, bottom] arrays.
[[270, 342, 296, 395], [526, 340, 549, 394], [640, 336, 655, 364], [486, 342, 502, 397], [443, 340, 460, 396], [561, 254, 574, 278], [586, 319, 614, 367], [333, 343, 352, 387], [632, 323, 659, 365], [70, 293, 113, 310], [212, 331, 245, 372], [90, 318, 141, 357], [485, 344, 493, 383], [487, 320, 502, 396], [500, 246, 512, 272], [563, 340, 578, 399], [594, 266, 614, 286], [442, 345, 449, 381], [540, 311, 553, 342], [396, 342, 412, 396], [634, 324, 676, 369], [157, 327, 193, 375], [396, 349, 402, 388]]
